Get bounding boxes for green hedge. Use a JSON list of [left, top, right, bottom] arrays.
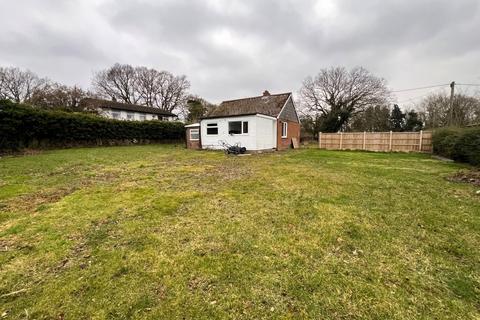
[[433, 127, 480, 166], [0, 100, 185, 151]]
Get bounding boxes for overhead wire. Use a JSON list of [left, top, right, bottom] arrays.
[[389, 82, 480, 105], [456, 83, 480, 87], [391, 84, 449, 93]]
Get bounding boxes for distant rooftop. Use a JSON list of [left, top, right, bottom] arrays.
[[80, 98, 176, 117]]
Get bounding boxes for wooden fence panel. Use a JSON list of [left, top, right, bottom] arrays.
[[318, 131, 432, 153]]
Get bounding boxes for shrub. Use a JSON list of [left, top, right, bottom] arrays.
[[0, 100, 185, 151], [433, 127, 480, 166]]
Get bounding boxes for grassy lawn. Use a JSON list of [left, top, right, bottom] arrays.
[[1, 145, 479, 319]]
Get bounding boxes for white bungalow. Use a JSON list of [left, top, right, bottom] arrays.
[[185, 91, 300, 152]]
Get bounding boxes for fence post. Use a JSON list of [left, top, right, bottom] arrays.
[[339, 132, 343, 150], [389, 131, 393, 151], [419, 130, 423, 152], [363, 131, 366, 150], [318, 132, 322, 149]]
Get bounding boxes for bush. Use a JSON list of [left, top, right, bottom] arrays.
[[433, 127, 480, 166], [0, 100, 185, 151]]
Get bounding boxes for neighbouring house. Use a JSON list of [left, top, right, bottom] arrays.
[[80, 98, 177, 121], [185, 91, 300, 151]]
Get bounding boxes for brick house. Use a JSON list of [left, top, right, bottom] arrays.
[[185, 91, 300, 151]]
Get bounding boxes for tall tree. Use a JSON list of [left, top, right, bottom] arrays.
[[420, 92, 480, 128], [92, 63, 190, 113], [28, 83, 90, 111], [300, 66, 390, 132], [348, 105, 391, 132], [404, 110, 423, 131], [0, 68, 5, 100], [153, 72, 190, 112], [0, 67, 48, 103], [299, 113, 323, 139], [185, 97, 213, 123], [92, 63, 139, 104], [389, 104, 405, 131]]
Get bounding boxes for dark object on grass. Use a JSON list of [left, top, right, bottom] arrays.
[[219, 140, 246, 155]]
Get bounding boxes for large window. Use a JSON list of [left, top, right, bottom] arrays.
[[127, 112, 135, 121], [206, 123, 218, 135], [228, 121, 248, 135], [281, 122, 288, 138], [190, 128, 199, 140]]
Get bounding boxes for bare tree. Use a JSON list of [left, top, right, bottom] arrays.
[[153, 72, 190, 112], [300, 66, 390, 132], [92, 64, 190, 113], [420, 92, 480, 128], [0, 67, 48, 103], [135, 67, 161, 107], [92, 63, 139, 104], [0, 67, 6, 100], [29, 83, 90, 111]]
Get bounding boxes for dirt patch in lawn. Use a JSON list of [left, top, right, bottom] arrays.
[[447, 170, 480, 186]]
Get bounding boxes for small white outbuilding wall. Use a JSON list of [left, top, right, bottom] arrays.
[[200, 114, 277, 151]]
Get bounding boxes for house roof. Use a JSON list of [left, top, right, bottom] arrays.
[[203, 92, 291, 119], [80, 98, 177, 117]]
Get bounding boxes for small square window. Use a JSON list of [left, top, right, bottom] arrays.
[[190, 128, 199, 140], [206, 123, 218, 135]]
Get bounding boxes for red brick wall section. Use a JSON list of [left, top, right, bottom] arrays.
[[277, 120, 300, 150], [186, 127, 201, 149]]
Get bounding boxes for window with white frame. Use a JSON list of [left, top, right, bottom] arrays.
[[281, 122, 288, 138], [206, 123, 218, 135], [190, 128, 199, 140], [111, 111, 121, 120], [127, 112, 135, 121], [243, 121, 249, 134], [228, 121, 248, 135], [139, 114, 146, 121]]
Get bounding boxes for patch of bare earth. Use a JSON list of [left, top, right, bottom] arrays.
[[447, 170, 480, 186], [3, 171, 119, 213]]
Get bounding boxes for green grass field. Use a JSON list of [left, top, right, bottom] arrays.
[[1, 145, 479, 319]]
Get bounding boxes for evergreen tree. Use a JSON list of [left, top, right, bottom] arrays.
[[389, 104, 405, 131], [186, 99, 207, 123], [404, 109, 423, 131]]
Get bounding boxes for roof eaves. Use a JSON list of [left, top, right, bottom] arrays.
[[200, 113, 258, 120], [220, 92, 292, 104]]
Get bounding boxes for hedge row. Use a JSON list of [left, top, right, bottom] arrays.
[[0, 100, 185, 151], [433, 127, 480, 166]]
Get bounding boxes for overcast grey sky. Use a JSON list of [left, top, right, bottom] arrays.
[[1, 0, 480, 104]]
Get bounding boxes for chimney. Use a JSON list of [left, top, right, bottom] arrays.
[[263, 90, 271, 96]]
